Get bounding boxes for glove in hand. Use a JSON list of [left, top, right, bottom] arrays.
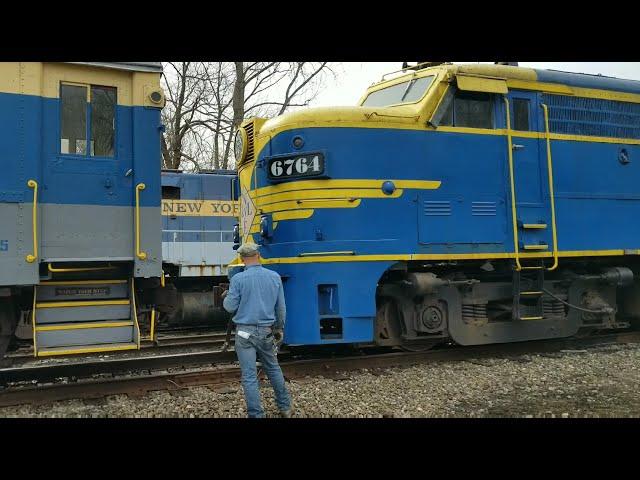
[[273, 328, 284, 344]]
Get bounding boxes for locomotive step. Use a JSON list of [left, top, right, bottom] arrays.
[[521, 244, 549, 251], [35, 320, 134, 332], [31, 279, 139, 356], [35, 321, 136, 349], [36, 342, 139, 357], [36, 299, 130, 308], [37, 280, 129, 302], [521, 223, 548, 229], [34, 300, 131, 324]]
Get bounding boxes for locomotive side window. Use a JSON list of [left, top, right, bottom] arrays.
[[438, 90, 495, 129], [512, 98, 530, 131], [60, 83, 117, 158], [91, 86, 116, 157], [60, 84, 88, 155], [453, 91, 494, 129]]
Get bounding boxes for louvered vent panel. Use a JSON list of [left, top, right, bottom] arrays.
[[423, 201, 451, 216], [542, 94, 640, 139], [472, 201, 497, 216], [244, 122, 255, 164]]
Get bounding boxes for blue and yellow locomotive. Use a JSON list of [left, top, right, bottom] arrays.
[[0, 62, 165, 357], [235, 62, 640, 349]]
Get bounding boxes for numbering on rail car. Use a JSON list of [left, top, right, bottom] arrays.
[[268, 153, 325, 180]]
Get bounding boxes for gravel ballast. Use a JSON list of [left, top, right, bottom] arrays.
[[2, 343, 640, 418]]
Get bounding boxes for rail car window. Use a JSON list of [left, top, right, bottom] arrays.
[[361, 75, 435, 107], [439, 90, 495, 129], [61, 85, 88, 155], [60, 83, 117, 158], [513, 98, 530, 131], [162, 186, 181, 199], [91, 86, 116, 157]]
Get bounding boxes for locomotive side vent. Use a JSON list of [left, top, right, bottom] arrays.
[[244, 121, 255, 164], [423, 200, 452, 216], [471, 201, 497, 216], [542, 94, 640, 139]]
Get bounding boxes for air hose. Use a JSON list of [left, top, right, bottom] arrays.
[[542, 288, 614, 315]]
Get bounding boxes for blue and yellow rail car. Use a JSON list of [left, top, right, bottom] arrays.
[[235, 63, 640, 349], [0, 62, 165, 357], [160, 169, 238, 326]]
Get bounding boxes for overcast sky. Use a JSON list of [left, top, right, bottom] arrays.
[[311, 62, 640, 107]]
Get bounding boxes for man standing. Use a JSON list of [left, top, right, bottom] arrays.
[[222, 243, 292, 418]]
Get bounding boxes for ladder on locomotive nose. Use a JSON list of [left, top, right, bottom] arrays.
[[504, 99, 559, 321]]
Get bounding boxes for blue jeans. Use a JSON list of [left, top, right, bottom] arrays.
[[234, 325, 291, 418]]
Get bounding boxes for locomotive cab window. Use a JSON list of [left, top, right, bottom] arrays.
[[361, 75, 435, 107], [60, 83, 116, 157], [439, 90, 495, 129]]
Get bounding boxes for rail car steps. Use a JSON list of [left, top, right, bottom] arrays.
[[32, 279, 139, 357], [513, 261, 545, 322]]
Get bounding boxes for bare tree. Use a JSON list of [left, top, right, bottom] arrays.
[[160, 62, 335, 171], [161, 62, 209, 170]]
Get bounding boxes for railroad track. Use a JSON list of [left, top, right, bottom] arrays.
[[4, 330, 233, 367], [1, 331, 639, 408]]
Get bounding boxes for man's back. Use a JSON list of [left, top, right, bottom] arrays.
[[223, 265, 286, 327]]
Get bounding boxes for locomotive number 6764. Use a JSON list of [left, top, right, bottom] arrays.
[[268, 153, 324, 180]]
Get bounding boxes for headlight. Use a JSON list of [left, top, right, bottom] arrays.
[[234, 128, 248, 163]]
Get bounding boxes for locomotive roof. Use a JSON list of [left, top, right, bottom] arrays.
[[380, 63, 640, 96], [66, 62, 163, 73], [458, 64, 640, 95]]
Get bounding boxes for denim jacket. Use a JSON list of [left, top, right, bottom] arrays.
[[222, 264, 286, 329]]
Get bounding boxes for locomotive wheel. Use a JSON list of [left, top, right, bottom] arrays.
[[377, 298, 438, 351], [376, 298, 403, 345], [400, 340, 437, 353]]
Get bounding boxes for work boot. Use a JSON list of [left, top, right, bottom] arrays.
[[280, 408, 293, 418]]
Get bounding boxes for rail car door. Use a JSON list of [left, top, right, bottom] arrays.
[[506, 90, 553, 253], [40, 79, 132, 263]]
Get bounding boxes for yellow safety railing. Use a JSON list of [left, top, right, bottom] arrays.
[[131, 278, 141, 348], [25, 179, 38, 263], [145, 271, 165, 341], [31, 287, 37, 357], [149, 308, 156, 342], [135, 183, 147, 260], [503, 98, 523, 271], [541, 104, 559, 271], [48, 263, 117, 273]]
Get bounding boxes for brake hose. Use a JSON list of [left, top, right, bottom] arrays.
[[542, 288, 614, 315]]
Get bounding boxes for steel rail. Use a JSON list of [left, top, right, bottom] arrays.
[[1, 331, 639, 408]]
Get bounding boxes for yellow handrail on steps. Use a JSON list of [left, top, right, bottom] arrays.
[[48, 264, 117, 273], [541, 104, 560, 272], [135, 183, 147, 260], [26, 179, 38, 263], [503, 98, 523, 271]]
